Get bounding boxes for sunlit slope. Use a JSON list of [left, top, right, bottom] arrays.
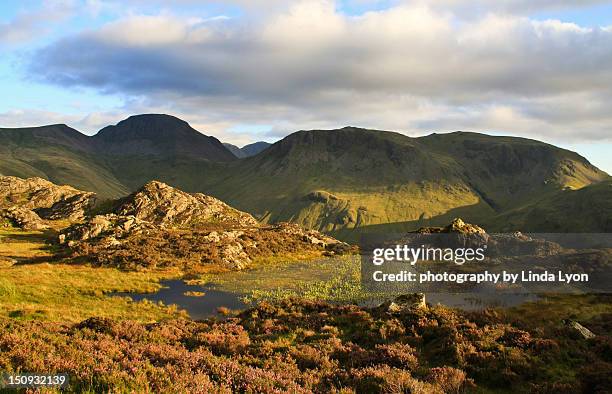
[[0, 125, 127, 198], [202, 127, 608, 232], [418, 131, 607, 209], [1, 120, 607, 233]]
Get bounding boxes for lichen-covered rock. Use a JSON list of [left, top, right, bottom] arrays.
[[275, 222, 351, 254], [0, 176, 96, 220], [564, 319, 596, 339], [416, 218, 487, 236], [37, 192, 97, 221], [59, 214, 155, 245], [488, 231, 563, 257], [410, 218, 489, 249], [219, 242, 251, 270], [0, 206, 49, 230], [115, 181, 257, 228]]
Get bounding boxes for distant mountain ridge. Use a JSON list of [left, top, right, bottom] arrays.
[[1, 115, 609, 234], [0, 114, 236, 196], [224, 141, 271, 158]]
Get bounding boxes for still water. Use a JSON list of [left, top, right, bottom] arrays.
[[113, 280, 246, 320], [114, 280, 539, 319]]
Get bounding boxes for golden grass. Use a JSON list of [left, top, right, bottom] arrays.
[[0, 227, 186, 322]]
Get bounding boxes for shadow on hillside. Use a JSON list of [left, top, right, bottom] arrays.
[[1, 228, 63, 265], [329, 200, 496, 243]]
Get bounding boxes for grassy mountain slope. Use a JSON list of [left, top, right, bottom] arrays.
[[1, 119, 608, 234], [418, 132, 606, 208], [223, 143, 246, 158], [202, 127, 608, 234], [0, 115, 237, 196], [0, 125, 127, 198], [241, 141, 271, 157], [223, 141, 271, 158], [490, 180, 612, 232], [92, 114, 236, 191], [94, 114, 234, 160]]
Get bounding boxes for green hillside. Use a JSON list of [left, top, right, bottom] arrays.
[[490, 180, 612, 232], [0, 125, 127, 198], [201, 127, 609, 234], [0, 118, 609, 234], [0, 115, 236, 197]]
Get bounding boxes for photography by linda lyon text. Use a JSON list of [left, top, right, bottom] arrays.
[[371, 270, 589, 284]]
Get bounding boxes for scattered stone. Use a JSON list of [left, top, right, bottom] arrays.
[[564, 320, 596, 339], [379, 293, 427, 314], [184, 291, 205, 297]]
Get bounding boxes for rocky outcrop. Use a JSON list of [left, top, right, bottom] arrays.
[[37, 192, 97, 221], [275, 222, 351, 254], [305, 190, 339, 203], [58, 214, 155, 247], [411, 218, 562, 257], [0, 176, 96, 220], [59, 182, 350, 271], [0, 206, 49, 230], [487, 231, 563, 257], [408, 218, 489, 249], [114, 181, 257, 228], [416, 218, 487, 235]]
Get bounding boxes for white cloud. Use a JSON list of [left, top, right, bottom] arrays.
[[11, 0, 611, 147], [0, 0, 75, 44]]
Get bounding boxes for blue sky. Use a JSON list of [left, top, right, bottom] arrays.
[[1, 0, 612, 173]]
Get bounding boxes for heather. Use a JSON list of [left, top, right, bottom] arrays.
[[1, 298, 610, 393]]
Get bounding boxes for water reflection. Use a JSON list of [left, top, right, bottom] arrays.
[[114, 279, 539, 319], [113, 280, 246, 320]]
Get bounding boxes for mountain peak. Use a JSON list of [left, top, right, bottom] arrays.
[[93, 114, 236, 161], [99, 113, 192, 137], [117, 113, 189, 128]]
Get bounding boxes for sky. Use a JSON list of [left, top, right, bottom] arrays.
[[1, 0, 611, 172]]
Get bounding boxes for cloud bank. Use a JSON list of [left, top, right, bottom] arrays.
[[22, 0, 612, 144]]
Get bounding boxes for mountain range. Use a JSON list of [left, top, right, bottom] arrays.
[[1, 113, 610, 236]]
